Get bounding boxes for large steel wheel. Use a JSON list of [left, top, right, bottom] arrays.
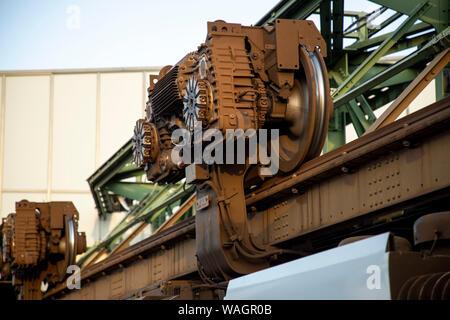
[[278, 47, 332, 173], [56, 215, 76, 281]]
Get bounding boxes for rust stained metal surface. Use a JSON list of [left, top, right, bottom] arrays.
[[45, 217, 196, 299], [246, 96, 450, 247], [0, 201, 86, 300], [275, 19, 327, 70], [247, 95, 450, 207]]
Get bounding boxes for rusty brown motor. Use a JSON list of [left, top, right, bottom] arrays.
[[132, 20, 333, 281], [0, 200, 86, 299]]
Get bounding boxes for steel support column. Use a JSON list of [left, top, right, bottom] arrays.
[[324, 108, 346, 152]]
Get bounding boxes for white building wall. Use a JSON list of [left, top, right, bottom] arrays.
[[0, 67, 159, 247]]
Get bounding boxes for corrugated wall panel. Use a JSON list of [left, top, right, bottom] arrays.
[[99, 72, 143, 164], [3, 76, 50, 191], [52, 74, 96, 191]]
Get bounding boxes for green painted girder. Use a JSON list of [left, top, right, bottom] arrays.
[[104, 184, 190, 251], [323, 2, 439, 144], [324, 108, 346, 152], [122, 184, 172, 221], [104, 182, 164, 202], [319, 0, 344, 64], [365, 82, 410, 111], [116, 163, 141, 175], [343, 95, 377, 136], [87, 138, 148, 217], [333, 27, 449, 109], [333, 0, 344, 55], [332, 1, 431, 100], [78, 184, 194, 266], [343, 8, 386, 41], [346, 101, 367, 136], [320, 1, 332, 58], [371, 0, 450, 32], [316, 9, 373, 42], [349, 29, 437, 64], [345, 22, 433, 51], [356, 95, 377, 123], [368, 12, 402, 38], [346, 97, 377, 137], [355, 65, 419, 89], [329, 58, 377, 135], [87, 139, 139, 217], [327, 40, 426, 143], [106, 184, 174, 240], [337, 39, 433, 92], [259, 0, 446, 152], [256, 0, 323, 25], [96, 185, 169, 243], [112, 168, 146, 181], [104, 185, 194, 251], [324, 21, 426, 86]]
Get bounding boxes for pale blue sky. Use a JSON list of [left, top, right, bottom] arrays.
[[0, 0, 404, 71]]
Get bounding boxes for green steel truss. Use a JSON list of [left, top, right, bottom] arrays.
[[83, 139, 195, 263], [258, 0, 449, 150]]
